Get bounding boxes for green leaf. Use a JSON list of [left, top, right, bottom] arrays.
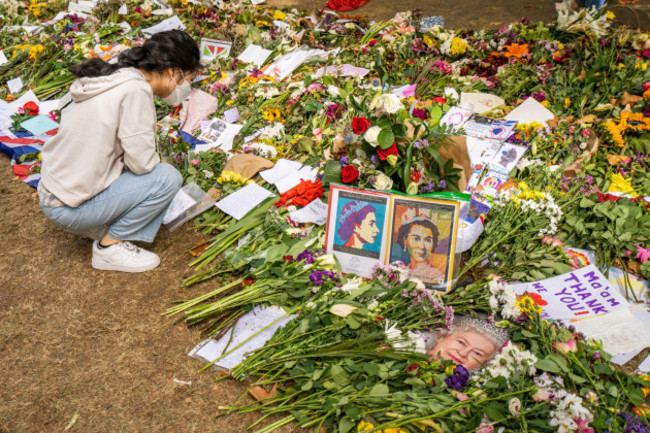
[[330, 365, 350, 386], [378, 116, 391, 129], [392, 123, 406, 138], [535, 358, 562, 374], [368, 383, 389, 396], [378, 129, 395, 149], [322, 160, 342, 186], [484, 402, 505, 421], [339, 417, 356, 433], [362, 363, 380, 376]]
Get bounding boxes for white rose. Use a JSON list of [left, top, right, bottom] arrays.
[[364, 126, 382, 147], [508, 397, 522, 416], [380, 93, 403, 114], [316, 254, 336, 268], [371, 173, 393, 191]]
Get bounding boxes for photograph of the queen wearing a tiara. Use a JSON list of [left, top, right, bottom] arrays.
[[332, 195, 387, 259]]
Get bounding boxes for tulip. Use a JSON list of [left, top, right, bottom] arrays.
[[552, 339, 577, 354]]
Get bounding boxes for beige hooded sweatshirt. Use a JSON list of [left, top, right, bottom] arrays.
[[40, 67, 160, 208]]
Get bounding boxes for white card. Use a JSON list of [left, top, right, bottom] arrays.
[[0, 50, 8, 65], [274, 166, 318, 193], [7, 77, 23, 94], [199, 38, 232, 61], [8, 90, 38, 114], [118, 4, 127, 14], [236, 44, 273, 67], [215, 183, 274, 220], [289, 199, 328, 225], [440, 106, 472, 129], [571, 308, 650, 356]]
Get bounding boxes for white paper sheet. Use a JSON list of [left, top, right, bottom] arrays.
[[265, 46, 330, 81], [236, 44, 273, 67], [611, 349, 644, 366], [638, 354, 650, 373], [7, 77, 23, 94], [289, 199, 328, 225], [8, 90, 39, 114], [0, 50, 8, 65], [215, 183, 274, 220], [489, 143, 527, 175], [189, 306, 295, 372], [456, 219, 484, 253], [462, 115, 517, 140], [163, 189, 196, 224], [466, 136, 502, 170], [141, 15, 185, 36], [118, 4, 127, 14], [259, 159, 303, 184], [37, 99, 61, 115], [504, 97, 555, 126]]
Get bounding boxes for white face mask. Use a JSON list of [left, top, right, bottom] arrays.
[[161, 70, 192, 105]]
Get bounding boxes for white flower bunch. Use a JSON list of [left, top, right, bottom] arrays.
[[480, 342, 538, 384], [548, 393, 594, 433], [384, 321, 427, 353], [556, 0, 609, 36], [260, 122, 285, 140], [247, 142, 277, 158], [254, 86, 280, 99], [487, 277, 520, 320]]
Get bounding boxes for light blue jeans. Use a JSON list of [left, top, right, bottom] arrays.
[[41, 163, 182, 243]]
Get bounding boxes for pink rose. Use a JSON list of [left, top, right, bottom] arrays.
[[191, 159, 200, 165]]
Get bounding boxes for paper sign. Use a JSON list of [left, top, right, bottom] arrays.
[[163, 188, 195, 225], [20, 115, 59, 136], [189, 306, 295, 372], [440, 106, 472, 129], [215, 183, 274, 220], [0, 51, 8, 65], [236, 44, 272, 67], [505, 97, 555, 127], [463, 115, 517, 140], [289, 199, 328, 225], [141, 15, 185, 36], [200, 38, 232, 61], [223, 107, 239, 124], [510, 265, 630, 322], [7, 77, 23, 94], [460, 92, 505, 113], [313, 64, 370, 78]]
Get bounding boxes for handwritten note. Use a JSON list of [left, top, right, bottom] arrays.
[[215, 183, 274, 220], [460, 92, 505, 114], [571, 308, 650, 356], [440, 106, 472, 129], [462, 115, 517, 140]]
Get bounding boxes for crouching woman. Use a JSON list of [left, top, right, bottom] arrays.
[[38, 30, 200, 272]]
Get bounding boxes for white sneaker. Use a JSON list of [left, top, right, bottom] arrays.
[[92, 240, 160, 272]]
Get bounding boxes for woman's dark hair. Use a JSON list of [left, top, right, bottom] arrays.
[[71, 30, 201, 78], [396, 217, 440, 252], [337, 201, 376, 241]]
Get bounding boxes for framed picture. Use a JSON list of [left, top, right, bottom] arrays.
[[387, 196, 460, 293], [325, 185, 390, 278]]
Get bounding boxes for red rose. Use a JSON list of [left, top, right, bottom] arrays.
[[377, 143, 398, 160], [433, 97, 446, 105], [351, 117, 370, 135], [23, 101, 39, 116], [341, 164, 359, 183]]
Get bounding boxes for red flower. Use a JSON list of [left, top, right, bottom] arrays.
[[433, 97, 446, 105], [275, 179, 324, 208], [410, 169, 421, 183], [407, 364, 419, 372], [23, 101, 39, 116], [596, 192, 622, 204], [351, 117, 370, 134], [377, 143, 398, 160], [341, 165, 359, 183], [282, 255, 294, 262]]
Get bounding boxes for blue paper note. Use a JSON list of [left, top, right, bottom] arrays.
[[20, 115, 59, 135]]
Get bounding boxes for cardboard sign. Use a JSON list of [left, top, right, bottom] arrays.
[[200, 38, 231, 61]]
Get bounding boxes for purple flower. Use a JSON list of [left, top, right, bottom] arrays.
[[623, 412, 650, 433], [445, 365, 470, 391], [413, 139, 428, 150], [340, 155, 348, 167], [438, 179, 447, 190]]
